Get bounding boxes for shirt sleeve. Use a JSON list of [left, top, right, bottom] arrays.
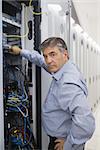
[[20, 49, 48, 70], [58, 83, 95, 149]]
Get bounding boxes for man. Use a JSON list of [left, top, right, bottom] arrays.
[[9, 37, 95, 150]]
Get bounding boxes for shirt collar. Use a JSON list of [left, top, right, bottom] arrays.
[[52, 59, 71, 81]]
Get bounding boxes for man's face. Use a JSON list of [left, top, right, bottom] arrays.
[[43, 46, 68, 73]]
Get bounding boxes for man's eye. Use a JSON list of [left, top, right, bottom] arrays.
[[44, 55, 47, 59], [50, 53, 56, 57]]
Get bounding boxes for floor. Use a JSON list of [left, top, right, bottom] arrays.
[[85, 103, 100, 150]]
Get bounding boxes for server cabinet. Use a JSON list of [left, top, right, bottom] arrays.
[[1, 0, 42, 149]]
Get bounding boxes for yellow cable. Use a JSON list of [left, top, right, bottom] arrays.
[[5, 4, 29, 38], [4, 0, 47, 38], [29, 0, 47, 15]]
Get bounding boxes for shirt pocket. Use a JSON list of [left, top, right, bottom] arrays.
[[44, 86, 60, 111]]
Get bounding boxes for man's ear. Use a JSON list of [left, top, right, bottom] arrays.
[[63, 50, 69, 59]]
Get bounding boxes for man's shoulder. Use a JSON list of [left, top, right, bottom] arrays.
[[62, 65, 88, 96], [63, 62, 81, 83]]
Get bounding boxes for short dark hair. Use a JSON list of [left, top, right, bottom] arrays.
[[40, 37, 68, 52]]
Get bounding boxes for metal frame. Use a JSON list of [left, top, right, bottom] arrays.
[[33, 0, 42, 149], [0, 0, 4, 149]]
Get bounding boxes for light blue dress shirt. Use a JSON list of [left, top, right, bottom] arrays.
[[21, 49, 95, 150]]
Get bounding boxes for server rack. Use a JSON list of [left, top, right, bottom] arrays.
[[1, 0, 42, 149]]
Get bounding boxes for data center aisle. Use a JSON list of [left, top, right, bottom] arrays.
[[85, 103, 100, 150]]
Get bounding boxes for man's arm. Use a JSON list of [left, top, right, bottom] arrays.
[[9, 45, 48, 70], [58, 83, 95, 150]]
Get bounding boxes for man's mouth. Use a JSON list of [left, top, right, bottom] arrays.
[[48, 65, 55, 68]]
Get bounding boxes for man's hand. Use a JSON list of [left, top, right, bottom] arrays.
[[9, 45, 21, 55], [54, 138, 65, 150]]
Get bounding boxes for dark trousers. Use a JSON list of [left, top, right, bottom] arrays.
[[48, 136, 57, 150]]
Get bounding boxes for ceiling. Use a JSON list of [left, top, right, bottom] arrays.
[[72, 0, 100, 46]]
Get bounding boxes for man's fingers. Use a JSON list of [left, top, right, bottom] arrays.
[[55, 139, 62, 143], [54, 142, 60, 150], [54, 138, 65, 150]]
